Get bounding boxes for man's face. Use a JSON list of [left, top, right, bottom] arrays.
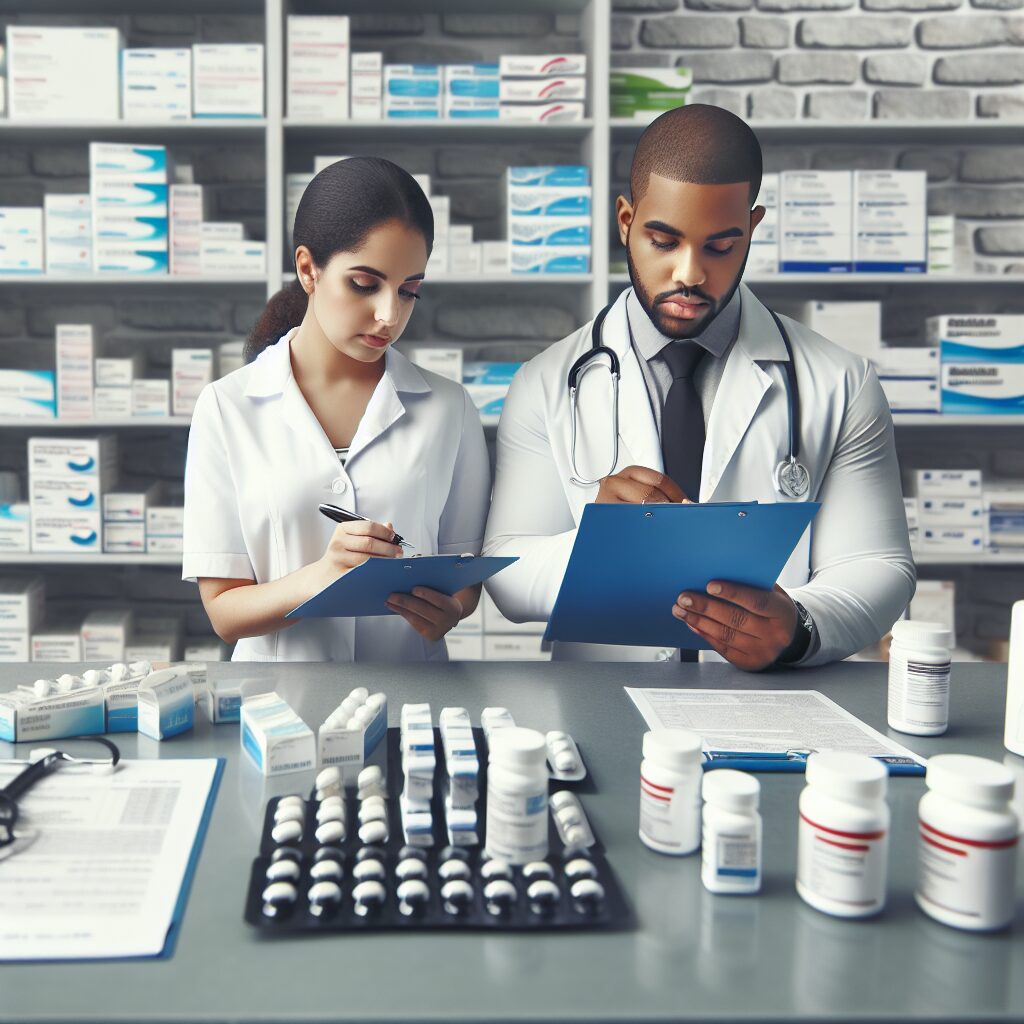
[[616, 174, 766, 339]]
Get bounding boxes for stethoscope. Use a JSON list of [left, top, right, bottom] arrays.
[[567, 300, 810, 499]]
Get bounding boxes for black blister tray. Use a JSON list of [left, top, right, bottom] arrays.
[[243, 727, 631, 933]]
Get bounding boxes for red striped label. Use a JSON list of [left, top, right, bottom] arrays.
[[641, 775, 673, 794], [920, 819, 1018, 851], [800, 812, 886, 842], [920, 832, 967, 857], [816, 835, 870, 852]]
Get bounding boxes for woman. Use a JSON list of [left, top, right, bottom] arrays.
[[182, 157, 490, 661]]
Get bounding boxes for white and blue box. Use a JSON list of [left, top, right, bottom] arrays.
[[929, 315, 1024, 416], [507, 186, 592, 218], [507, 166, 589, 188], [854, 171, 927, 274], [509, 246, 590, 274], [509, 217, 591, 247], [780, 171, 852, 274], [0, 370, 56, 419], [385, 64, 441, 119]]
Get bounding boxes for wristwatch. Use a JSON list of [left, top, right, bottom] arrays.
[[776, 600, 814, 665]]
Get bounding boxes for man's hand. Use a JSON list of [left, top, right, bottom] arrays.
[[673, 581, 799, 671], [596, 465, 690, 504]]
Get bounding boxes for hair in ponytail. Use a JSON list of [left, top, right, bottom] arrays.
[[244, 156, 434, 363]]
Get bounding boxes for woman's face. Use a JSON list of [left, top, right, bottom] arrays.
[[298, 219, 428, 363]]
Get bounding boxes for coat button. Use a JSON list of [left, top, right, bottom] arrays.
[[332, 478, 347, 495]]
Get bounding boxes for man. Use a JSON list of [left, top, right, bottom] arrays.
[[482, 104, 915, 668]]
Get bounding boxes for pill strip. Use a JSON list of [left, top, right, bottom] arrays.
[[550, 790, 596, 850], [546, 731, 587, 782]]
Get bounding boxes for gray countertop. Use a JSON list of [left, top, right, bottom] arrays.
[[3, 659, 1023, 1024]]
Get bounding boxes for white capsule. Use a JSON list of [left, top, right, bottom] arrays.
[[128, 660, 151, 677], [441, 878, 474, 910], [481, 860, 513, 882], [308, 880, 343, 915], [360, 793, 386, 812], [527, 879, 561, 906], [277, 795, 305, 810], [271, 820, 303, 844], [366, 692, 386, 712], [358, 803, 387, 826], [549, 790, 575, 811], [348, 687, 369, 705], [346, 720, 362, 732], [55, 674, 79, 694], [554, 751, 579, 773], [324, 713, 349, 731], [397, 878, 430, 913], [359, 820, 388, 845], [315, 785, 341, 802], [353, 859, 386, 883], [357, 765, 384, 790], [555, 805, 583, 828], [310, 859, 343, 883], [32, 679, 53, 699], [339, 697, 360, 717], [261, 881, 298, 916], [354, 705, 375, 726], [274, 804, 305, 825], [316, 767, 342, 790], [318, 795, 344, 815], [352, 879, 386, 913], [396, 858, 428, 881], [564, 858, 598, 881], [522, 861, 555, 881], [265, 859, 301, 883], [82, 669, 110, 686], [438, 859, 472, 882], [315, 820, 346, 845], [546, 731, 569, 744], [564, 825, 588, 848], [571, 878, 605, 903], [483, 879, 517, 906], [316, 803, 344, 825], [108, 663, 129, 683]]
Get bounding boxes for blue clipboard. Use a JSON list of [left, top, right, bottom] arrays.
[[545, 501, 819, 649], [286, 555, 518, 619]]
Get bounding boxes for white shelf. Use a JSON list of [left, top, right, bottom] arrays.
[[0, 119, 266, 140], [0, 417, 191, 429], [284, 118, 594, 139], [915, 552, 1024, 566], [609, 273, 1021, 287], [0, 553, 182, 567], [893, 415, 1024, 427], [0, 274, 266, 287]]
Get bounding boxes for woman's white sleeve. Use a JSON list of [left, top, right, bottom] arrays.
[[436, 389, 491, 556], [181, 385, 255, 583]]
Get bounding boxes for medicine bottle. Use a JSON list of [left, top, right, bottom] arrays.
[[639, 729, 703, 855], [916, 753, 1019, 932], [887, 620, 952, 736], [485, 727, 549, 865], [701, 769, 761, 895], [796, 751, 889, 918]]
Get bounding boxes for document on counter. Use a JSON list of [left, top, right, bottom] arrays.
[[625, 688, 926, 775], [0, 757, 222, 961]]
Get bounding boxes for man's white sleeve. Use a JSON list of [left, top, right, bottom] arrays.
[[482, 360, 577, 623]]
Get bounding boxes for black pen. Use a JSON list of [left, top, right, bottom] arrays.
[[318, 503, 413, 549]]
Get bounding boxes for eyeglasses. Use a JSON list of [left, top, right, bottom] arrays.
[[0, 736, 120, 862]]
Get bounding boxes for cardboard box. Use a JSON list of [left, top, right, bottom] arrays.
[[80, 609, 133, 662], [0, 504, 30, 553], [797, 301, 881, 359], [0, 369, 56, 419], [287, 16, 349, 120], [192, 44, 264, 118], [132, 379, 170, 417], [498, 102, 585, 123], [172, 349, 213, 416], [910, 469, 982, 498], [499, 55, 587, 78], [103, 521, 146, 554], [122, 47, 191, 121], [0, 575, 45, 632], [351, 52, 382, 121], [0, 207, 44, 274]]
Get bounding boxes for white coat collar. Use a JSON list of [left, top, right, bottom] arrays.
[[243, 329, 432, 400]]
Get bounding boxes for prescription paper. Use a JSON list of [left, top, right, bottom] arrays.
[[0, 757, 219, 960], [625, 688, 926, 771]]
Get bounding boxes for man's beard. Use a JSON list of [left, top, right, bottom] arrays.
[[626, 236, 748, 340]]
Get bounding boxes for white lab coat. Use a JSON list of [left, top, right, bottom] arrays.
[[483, 284, 915, 665], [182, 330, 491, 662]]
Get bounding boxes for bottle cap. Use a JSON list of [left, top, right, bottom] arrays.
[[643, 729, 702, 771], [926, 754, 1015, 809], [702, 768, 760, 812], [488, 726, 546, 767], [806, 751, 887, 802], [891, 619, 952, 651]]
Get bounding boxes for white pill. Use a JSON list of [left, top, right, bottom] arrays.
[[396, 858, 428, 881], [354, 705, 375, 726], [360, 794, 386, 812], [481, 859, 513, 882], [565, 825, 589, 847], [346, 720, 362, 732], [315, 820, 345, 845], [308, 880, 342, 915], [261, 881, 297, 916], [549, 791, 575, 811], [316, 767, 342, 790], [556, 806, 583, 828], [564, 858, 598, 881], [483, 879, 517, 906], [32, 679, 52, 699], [366, 692, 386, 711], [528, 879, 561, 905], [108, 663, 129, 683], [352, 880, 386, 912], [348, 687, 369, 705], [523, 861, 554, 881], [310, 860, 343, 883], [265, 859, 301, 883], [441, 879, 474, 911], [353, 859, 385, 883], [277, 795, 305, 809], [397, 878, 430, 912], [358, 803, 387, 825], [325, 713, 349, 731], [82, 669, 110, 686], [315, 785, 341, 802], [571, 879, 605, 903], [359, 820, 388, 845], [272, 820, 303, 844], [554, 752, 579, 773], [438, 859, 472, 882], [55, 675, 78, 694], [546, 731, 569, 744], [318, 794, 344, 813], [316, 804, 344, 825], [274, 804, 305, 825], [129, 660, 151, 676]]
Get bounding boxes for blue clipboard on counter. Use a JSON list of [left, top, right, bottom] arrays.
[[287, 555, 518, 619], [545, 501, 819, 649]]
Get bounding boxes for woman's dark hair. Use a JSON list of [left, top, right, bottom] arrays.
[[245, 156, 434, 362]]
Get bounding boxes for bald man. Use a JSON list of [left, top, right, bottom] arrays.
[[482, 104, 915, 669]]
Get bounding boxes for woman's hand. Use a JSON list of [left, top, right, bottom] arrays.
[[386, 587, 464, 643], [317, 519, 402, 583]]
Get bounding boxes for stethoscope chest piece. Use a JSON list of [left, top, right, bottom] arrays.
[[773, 457, 810, 499]]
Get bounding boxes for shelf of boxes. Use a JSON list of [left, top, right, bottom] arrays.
[[893, 415, 1024, 427], [914, 552, 1024, 566], [283, 119, 594, 137], [609, 273, 1020, 288], [0, 120, 267, 139], [0, 553, 182, 567], [0, 275, 267, 287], [0, 418, 192, 429]]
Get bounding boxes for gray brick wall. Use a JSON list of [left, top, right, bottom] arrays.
[[612, 0, 1024, 120]]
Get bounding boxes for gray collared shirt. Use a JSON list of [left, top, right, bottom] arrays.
[[625, 286, 742, 433]]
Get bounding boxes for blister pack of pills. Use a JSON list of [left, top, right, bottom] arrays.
[[243, 727, 629, 933]]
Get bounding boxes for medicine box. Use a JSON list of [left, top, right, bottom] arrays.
[[31, 624, 82, 662], [498, 102, 585, 124], [872, 347, 940, 378], [199, 239, 266, 276], [241, 693, 316, 776], [919, 497, 983, 526], [508, 166, 590, 188], [28, 435, 118, 481], [138, 666, 195, 741], [0, 370, 56, 419], [797, 301, 881, 359], [45, 194, 92, 274], [445, 97, 499, 120], [90, 143, 168, 184], [911, 469, 982, 498], [287, 16, 349, 120], [506, 187, 592, 218], [94, 387, 133, 419], [192, 44, 264, 118], [30, 515, 101, 554], [81, 609, 133, 663], [169, 184, 206, 275], [854, 170, 927, 273], [319, 695, 388, 769], [500, 77, 586, 102], [0, 575, 45, 632], [0, 207, 44, 274], [509, 246, 590, 274], [780, 171, 853, 273], [880, 378, 941, 414], [172, 348, 214, 416], [0, 504, 30, 553], [56, 323, 94, 421], [104, 521, 146, 554], [29, 477, 103, 514], [929, 315, 1024, 416], [920, 526, 984, 552], [409, 348, 463, 384], [0, 686, 105, 743], [122, 48, 191, 122], [0, 632, 29, 662], [448, 244, 482, 275], [499, 55, 587, 78], [133, 379, 170, 417], [147, 506, 184, 538], [7, 27, 121, 122], [92, 247, 168, 276], [95, 355, 143, 389], [351, 52, 382, 121], [104, 481, 163, 522]]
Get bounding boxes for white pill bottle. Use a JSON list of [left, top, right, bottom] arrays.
[[485, 726, 549, 865], [701, 769, 762, 895], [639, 729, 703, 855], [796, 751, 890, 918], [916, 753, 1019, 932], [887, 620, 952, 736]]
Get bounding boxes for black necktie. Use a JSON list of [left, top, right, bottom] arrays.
[[660, 342, 705, 502]]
